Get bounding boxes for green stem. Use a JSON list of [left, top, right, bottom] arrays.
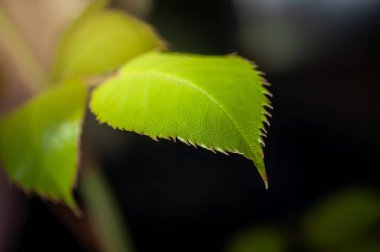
[[0, 6, 47, 92], [80, 167, 135, 252]]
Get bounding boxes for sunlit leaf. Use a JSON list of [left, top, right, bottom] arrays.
[[90, 52, 271, 185], [52, 6, 165, 81], [0, 81, 87, 208]]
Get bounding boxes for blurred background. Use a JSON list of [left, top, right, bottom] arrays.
[[0, 0, 380, 251]]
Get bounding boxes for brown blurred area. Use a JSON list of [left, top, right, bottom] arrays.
[[0, 0, 88, 112]]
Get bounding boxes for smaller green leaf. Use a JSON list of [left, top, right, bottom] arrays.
[[90, 52, 271, 185], [52, 7, 165, 81], [0, 81, 87, 208]]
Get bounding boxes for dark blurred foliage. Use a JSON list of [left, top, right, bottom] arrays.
[[227, 188, 380, 252], [5, 0, 380, 251]]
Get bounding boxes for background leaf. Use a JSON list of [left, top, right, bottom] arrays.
[[303, 188, 380, 249], [51, 6, 165, 82], [90, 52, 271, 185], [226, 227, 286, 252], [0, 81, 87, 208]]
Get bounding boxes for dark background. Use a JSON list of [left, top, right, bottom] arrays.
[[2, 0, 380, 251]]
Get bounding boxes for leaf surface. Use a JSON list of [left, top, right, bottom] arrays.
[[90, 52, 271, 185], [52, 6, 165, 81], [0, 81, 87, 208]]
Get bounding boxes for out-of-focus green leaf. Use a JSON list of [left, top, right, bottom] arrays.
[[90, 52, 271, 186], [344, 240, 380, 252], [0, 81, 87, 208], [226, 227, 286, 252], [52, 6, 165, 82], [303, 188, 380, 249]]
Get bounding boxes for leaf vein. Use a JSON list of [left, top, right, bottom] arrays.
[[124, 71, 255, 157]]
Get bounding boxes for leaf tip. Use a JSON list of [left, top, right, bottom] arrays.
[[260, 169, 269, 190], [252, 155, 269, 190]]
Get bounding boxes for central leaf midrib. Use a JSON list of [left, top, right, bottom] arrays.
[[123, 71, 254, 157]]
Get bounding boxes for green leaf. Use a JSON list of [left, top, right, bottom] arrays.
[[0, 81, 87, 208], [303, 188, 380, 249], [90, 52, 272, 186], [52, 7, 165, 82], [226, 227, 286, 252]]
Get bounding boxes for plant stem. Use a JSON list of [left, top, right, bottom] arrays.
[[0, 6, 47, 92], [80, 166, 135, 252]]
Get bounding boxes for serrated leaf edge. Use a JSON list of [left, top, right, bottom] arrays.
[[90, 54, 272, 188]]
